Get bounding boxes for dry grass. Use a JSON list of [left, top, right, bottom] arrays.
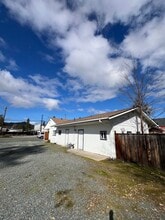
[[45, 143, 68, 153], [93, 160, 165, 212]]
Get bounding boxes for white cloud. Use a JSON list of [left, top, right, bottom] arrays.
[[2, 0, 165, 104], [0, 51, 6, 62], [79, 86, 117, 103], [149, 71, 165, 98], [0, 37, 6, 62], [42, 54, 55, 63], [78, 0, 149, 26], [6, 59, 19, 71], [3, 0, 74, 35], [42, 98, 59, 111], [87, 107, 111, 115], [0, 70, 60, 110], [122, 16, 165, 68], [58, 20, 133, 98], [0, 37, 7, 47], [0, 37, 19, 70], [29, 74, 62, 92]]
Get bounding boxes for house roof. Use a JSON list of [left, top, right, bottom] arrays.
[[56, 108, 157, 127], [153, 118, 165, 127], [44, 117, 69, 130], [57, 108, 129, 126], [52, 117, 69, 124]]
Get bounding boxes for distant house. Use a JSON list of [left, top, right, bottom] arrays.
[[0, 127, 8, 133], [34, 123, 45, 138], [3, 122, 34, 134], [8, 128, 23, 133], [152, 118, 165, 133], [47, 108, 157, 158], [34, 124, 44, 132]]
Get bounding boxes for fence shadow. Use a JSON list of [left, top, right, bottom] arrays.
[[0, 144, 46, 168]]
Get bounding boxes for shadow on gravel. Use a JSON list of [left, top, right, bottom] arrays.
[[0, 145, 46, 168]]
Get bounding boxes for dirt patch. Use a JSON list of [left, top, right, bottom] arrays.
[[54, 189, 74, 208]]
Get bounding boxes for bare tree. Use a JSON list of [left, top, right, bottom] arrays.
[[119, 61, 164, 133]]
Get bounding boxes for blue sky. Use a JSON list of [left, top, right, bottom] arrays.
[[0, 0, 164, 123]]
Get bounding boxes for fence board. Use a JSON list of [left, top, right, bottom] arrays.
[[115, 133, 165, 170]]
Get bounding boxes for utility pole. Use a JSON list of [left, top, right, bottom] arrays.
[[0, 106, 7, 134], [40, 114, 43, 132]]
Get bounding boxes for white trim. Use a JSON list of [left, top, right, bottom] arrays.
[[142, 111, 158, 127], [56, 107, 157, 127], [56, 117, 109, 126], [57, 108, 137, 127], [108, 108, 137, 120]]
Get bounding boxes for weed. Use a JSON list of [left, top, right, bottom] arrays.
[[96, 169, 109, 177]]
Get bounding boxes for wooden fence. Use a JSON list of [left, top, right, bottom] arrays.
[[115, 133, 165, 170]]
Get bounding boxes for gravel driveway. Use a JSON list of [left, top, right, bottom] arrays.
[[0, 136, 164, 220]]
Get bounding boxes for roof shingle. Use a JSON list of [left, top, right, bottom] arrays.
[[57, 108, 131, 125]]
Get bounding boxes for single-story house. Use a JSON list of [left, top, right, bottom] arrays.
[[47, 108, 157, 158], [44, 117, 68, 141]]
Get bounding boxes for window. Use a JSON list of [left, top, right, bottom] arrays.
[[58, 130, 62, 135], [100, 131, 107, 140], [52, 130, 56, 136]]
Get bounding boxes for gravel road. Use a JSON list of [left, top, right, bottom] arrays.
[[0, 136, 164, 220]]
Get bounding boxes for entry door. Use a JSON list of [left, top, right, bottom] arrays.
[[65, 129, 69, 145], [78, 129, 84, 150], [44, 131, 49, 140]]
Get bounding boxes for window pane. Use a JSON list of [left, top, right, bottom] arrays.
[[100, 131, 107, 140]]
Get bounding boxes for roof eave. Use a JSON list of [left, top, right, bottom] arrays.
[[108, 108, 137, 120], [56, 117, 109, 127], [57, 108, 136, 127], [142, 111, 158, 127]]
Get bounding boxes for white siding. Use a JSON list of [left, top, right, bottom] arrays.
[[55, 122, 114, 157], [53, 111, 150, 158], [44, 119, 55, 130], [49, 127, 57, 143], [44, 119, 56, 142]]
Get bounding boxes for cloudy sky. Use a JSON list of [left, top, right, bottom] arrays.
[[0, 0, 164, 123]]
